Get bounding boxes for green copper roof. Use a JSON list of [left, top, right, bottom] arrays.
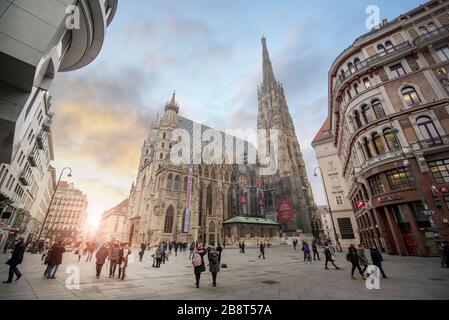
[[223, 216, 280, 226]]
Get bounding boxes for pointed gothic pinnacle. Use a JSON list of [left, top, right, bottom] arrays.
[[170, 90, 176, 105], [262, 36, 276, 86]]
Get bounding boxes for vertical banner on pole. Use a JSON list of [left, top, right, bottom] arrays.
[[183, 166, 193, 233]]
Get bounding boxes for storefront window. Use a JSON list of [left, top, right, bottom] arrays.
[[428, 159, 449, 184], [386, 167, 415, 190], [368, 175, 385, 196]]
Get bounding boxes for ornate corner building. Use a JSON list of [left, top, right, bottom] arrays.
[[125, 38, 316, 246], [328, 0, 449, 256]]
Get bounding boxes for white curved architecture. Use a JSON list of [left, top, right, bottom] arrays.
[[0, 0, 118, 246]]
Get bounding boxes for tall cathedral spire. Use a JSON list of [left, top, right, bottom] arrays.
[[262, 37, 277, 88], [165, 90, 179, 113]]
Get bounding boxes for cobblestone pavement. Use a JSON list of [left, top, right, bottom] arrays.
[[0, 245, 448, 300]]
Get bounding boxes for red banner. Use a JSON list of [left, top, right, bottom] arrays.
[[240, 195, 247, 204], [277, 199, 294, 221]]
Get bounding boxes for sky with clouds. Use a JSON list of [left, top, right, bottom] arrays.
[[50, 0, 425, 227]]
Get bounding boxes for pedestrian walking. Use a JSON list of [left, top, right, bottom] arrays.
[[347, 244, 366, 280], [357, 244, 369, 276], [45, 241, 65, 279], [139, 243, 146, 262], [370, 245, 388, 279], [258, 242, 266, 259], [174, 242, 179, 256], [118, 243, 131, 280], [192, 245, 206, 288], [303, 242, 312, 263], [3, 238, 25, 283], [74, 242, 84, 263], [209, 249, 220, 287], [293, 239, 297, 250], [439, 241, 449, 268], [95, 244, 109, 279], [3, 240, 10, 254], [189, 242, 195, 260], [312, 239, 321, 261], [108, 242, 121, 278], [241, 242, 246, 253], [155, 244, 163, 268], [324, 243, 340, 270], [216, 242, 223, 264], [86, 241, 96, 262]]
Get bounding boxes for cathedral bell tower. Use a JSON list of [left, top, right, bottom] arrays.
[[257, 37, 316, 235]]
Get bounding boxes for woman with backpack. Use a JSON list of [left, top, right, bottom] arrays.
[[192, 245, 206, 288]]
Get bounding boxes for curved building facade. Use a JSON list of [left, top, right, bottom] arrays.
[[0, 0, 118, 245], [329, 0, 449, 256]]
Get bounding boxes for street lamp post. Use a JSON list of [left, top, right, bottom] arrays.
[[314, 167, 339, 245], [37, 167, 72, 241]]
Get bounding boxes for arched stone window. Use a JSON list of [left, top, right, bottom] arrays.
[[383, 128, 400, 151], [166, 173, 173, 189], [372, 100, 386, 119], [353, 83, 359, 95], [206, 184, 213, 215], [354, 110, 362, 129], [174, 175, 181, 190], [183, 176, 188, 192], [361, 104, 374, 124], [363, 77, 371, 89], [372, 132, 386, 155], [377, 44, 386, 56], [385, 40, 394, 52], [204, 167, 209, 178], [347, 62, 355, 74], [428, 22, 437, 33], [211, 167, 216, 179], [354, 58, 361, 69], [164, 205, 174, 233], [363, 137, 373, 159], [417, 116, 442, 144], [402, 86, 422, 106]]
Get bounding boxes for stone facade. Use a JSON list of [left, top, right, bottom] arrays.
[[328, 0, 449, 257], [257, 38, 317, 235]]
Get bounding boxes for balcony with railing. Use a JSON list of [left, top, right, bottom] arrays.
[[414, 25, 449, 47], [333, 41, 414, 94], [360, 148, 405, 173], [414, 134, 449, 150], [18, 168, 32, 186], [42, 113, 54, 133]]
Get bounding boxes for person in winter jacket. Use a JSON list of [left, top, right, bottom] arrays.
[[347, 244, 366, 280], [357, 244, 369, 276], [108, 242, 121, 278], [324, 244, 340, 270], [209, 249, 220, 287], [370, 245, 388, 279], [192, 245, 206, 288], [139, 243, 146, 262], [3, 238, 26, 283], [258, 243, 265, 260], [95, 244, 109, 279], [118, 243, 131, 280], [45, 241, 65, 279], [312, 239, 320, 261]]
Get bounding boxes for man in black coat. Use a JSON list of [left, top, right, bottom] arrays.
[[370, 245, 388, 279], [47, 241, 65, 279], [3, 238, 25, 283]]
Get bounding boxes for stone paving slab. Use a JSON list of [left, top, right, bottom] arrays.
[[0, 246, 448, 300]]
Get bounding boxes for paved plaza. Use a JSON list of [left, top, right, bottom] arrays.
[[0, 245, 448, 300]]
